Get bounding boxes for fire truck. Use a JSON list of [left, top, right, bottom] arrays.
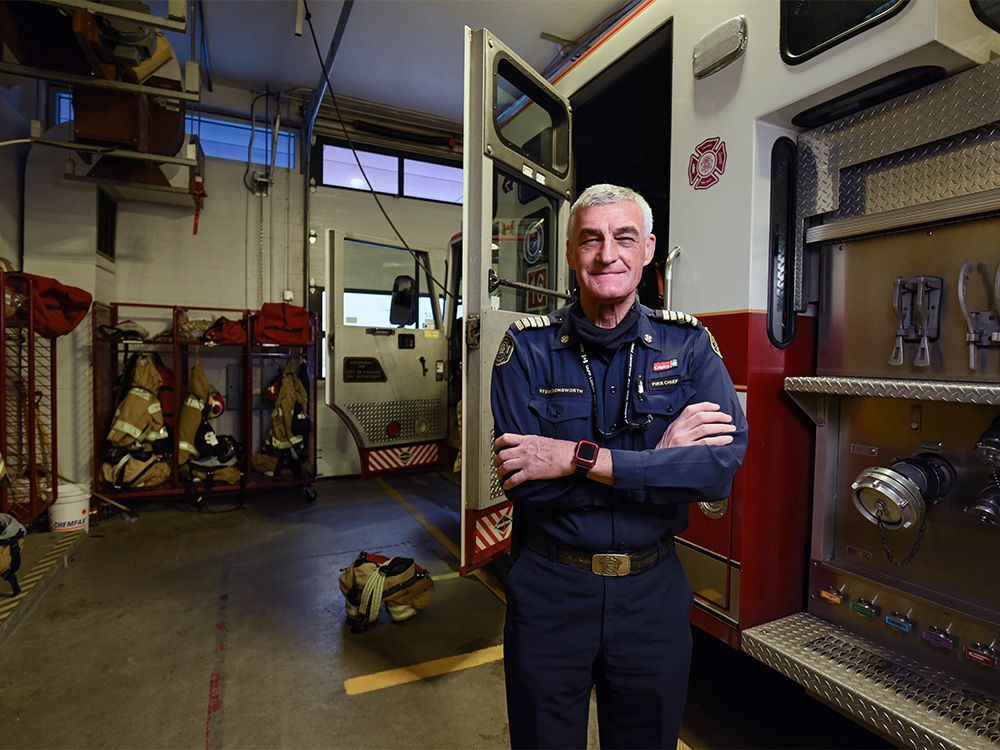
[[455, 2, 1000, 746]]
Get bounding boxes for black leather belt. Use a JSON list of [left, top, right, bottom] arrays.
[[523, 527, 671, 577]]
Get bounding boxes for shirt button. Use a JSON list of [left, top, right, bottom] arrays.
[[609, 385, 617, 394], [665, 405, 674, 414], [552, 409, 561, 418]]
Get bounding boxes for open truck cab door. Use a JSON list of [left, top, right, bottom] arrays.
[[459, 28, 573, 573], [325, 232, 449, 476]]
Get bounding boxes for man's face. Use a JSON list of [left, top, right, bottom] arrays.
[[566, 201, 655, 308]]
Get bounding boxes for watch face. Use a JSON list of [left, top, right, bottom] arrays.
[[576, 441, 599, 463]]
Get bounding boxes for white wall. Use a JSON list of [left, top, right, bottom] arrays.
[[309, 187, 461, 477], [22, 115, 305, 483], [19, 100, 462, 484]]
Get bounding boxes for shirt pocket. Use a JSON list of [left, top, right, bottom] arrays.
[[633, 382, 696, 424], [528, 397, 592, 440]]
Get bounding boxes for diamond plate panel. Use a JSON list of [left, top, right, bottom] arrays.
[[743, 613, 1000, 750], [784, 376, 1000, 404], [344, 399, 444, 445], [794, 60, 1000, 310], [489, 466, 503, 501], [834, 129, 1000, 219]]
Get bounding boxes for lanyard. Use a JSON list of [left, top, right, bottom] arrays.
[[578, 341, 649, 437]]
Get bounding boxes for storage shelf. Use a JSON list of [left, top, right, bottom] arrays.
[[784, 375, 1000, 425], [93, 303, 318, 502], [784, 376, 1000, 404]]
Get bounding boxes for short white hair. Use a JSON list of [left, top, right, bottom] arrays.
[[569, 184, 653, 237]]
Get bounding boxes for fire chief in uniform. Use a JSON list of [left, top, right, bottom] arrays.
[[491, 184, 748, 749]]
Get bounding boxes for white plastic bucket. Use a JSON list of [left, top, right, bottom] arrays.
[[49, 483, 91, 533]]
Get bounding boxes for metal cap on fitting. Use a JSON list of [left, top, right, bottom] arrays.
[[965, 484, 1000, 527], [851, 454, 955, 530]]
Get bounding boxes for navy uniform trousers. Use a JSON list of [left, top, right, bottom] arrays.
[[504, 543, 693, 749]]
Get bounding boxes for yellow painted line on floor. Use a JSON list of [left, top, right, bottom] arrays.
[[0, 531, 84, 623], [344, 644, 504, 695], [376, 477, 459, 558], [376, 476, 506, 605], [471, 566, 507, 605], [430, 571, 460, 582]]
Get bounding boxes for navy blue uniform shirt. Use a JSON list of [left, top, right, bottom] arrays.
[[491, 301, 748, 552]]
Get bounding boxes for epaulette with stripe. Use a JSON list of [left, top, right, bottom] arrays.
[[511, 314, 556, 333], [647, 309, 701, 327]]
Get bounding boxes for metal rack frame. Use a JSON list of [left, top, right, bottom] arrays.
[[92, 302, 317, 503], [0, 273, 59, 524]]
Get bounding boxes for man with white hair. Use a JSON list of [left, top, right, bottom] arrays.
[[491, 183, 747, 749]]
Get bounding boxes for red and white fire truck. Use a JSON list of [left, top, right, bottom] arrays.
[[458, 2, 1000, 746]]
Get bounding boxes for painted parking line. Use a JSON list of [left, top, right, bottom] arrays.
[[0, 531, 84, 625], [336, 478, 507, 697], [344, 644, 504, 696], [375, 476, 506, 605]]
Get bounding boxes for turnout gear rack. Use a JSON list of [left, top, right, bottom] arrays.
[[92, 302, 318, 504]]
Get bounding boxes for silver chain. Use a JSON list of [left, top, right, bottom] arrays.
[[876, 508, 927, 567]]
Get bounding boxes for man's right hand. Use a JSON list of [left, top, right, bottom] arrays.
[[656, 401, 737, 449]]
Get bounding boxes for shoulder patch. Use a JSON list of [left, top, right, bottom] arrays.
[[494, 333, 515, 367], [706, 327, 723, 358], [511, 314, 555, 333], [647, 309, 701, 328]]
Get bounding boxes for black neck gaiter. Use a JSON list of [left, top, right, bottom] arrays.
[[568, 301, 640, 357]]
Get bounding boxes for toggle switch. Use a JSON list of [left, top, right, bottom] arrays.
[[885, 612, 915, 634], [921, 626, 955, 651]]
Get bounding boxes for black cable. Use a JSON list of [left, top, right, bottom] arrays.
[[303, 1, 457, 304]]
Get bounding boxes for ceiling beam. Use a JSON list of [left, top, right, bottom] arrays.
[[303, 0, 354, 140]]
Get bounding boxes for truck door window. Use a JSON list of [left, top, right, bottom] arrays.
[[341, 237, 437, 329]]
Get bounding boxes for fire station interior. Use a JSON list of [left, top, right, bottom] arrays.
[[3, 1, 1000, 749]]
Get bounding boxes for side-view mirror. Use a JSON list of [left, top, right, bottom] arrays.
[[390, 274, 417, 326]]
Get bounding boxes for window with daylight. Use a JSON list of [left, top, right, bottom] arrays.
[[53, 93, 296, 168], [322, 145, 398, 194], [342, 237, 438, 330], [317, 141, 462, 205]]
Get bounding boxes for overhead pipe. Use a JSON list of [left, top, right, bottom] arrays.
[[302, 0, 354, 311]]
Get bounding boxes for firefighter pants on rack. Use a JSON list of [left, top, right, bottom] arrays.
[[503, 545, 693, 750]]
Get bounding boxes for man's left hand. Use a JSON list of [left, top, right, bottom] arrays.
[[492, 433, 575, 490]]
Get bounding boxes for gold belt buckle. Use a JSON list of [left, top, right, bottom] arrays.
[[591, 553, 631, 576]]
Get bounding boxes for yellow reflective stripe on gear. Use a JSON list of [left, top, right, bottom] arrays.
[[270, 438, 294, 449], [185, 396, 204, 409], [147, 402, 161, 415], [128, 387, 154, 401], [112, 420, 143, 439], [146, 427, 168, 440], [179, 441, 198, 455]]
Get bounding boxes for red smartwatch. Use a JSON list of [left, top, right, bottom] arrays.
[[574, 440, 600, 476]]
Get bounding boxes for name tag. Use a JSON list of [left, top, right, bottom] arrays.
[[537, 385, 585, 397]]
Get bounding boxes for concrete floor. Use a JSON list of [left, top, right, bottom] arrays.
[[0, 472, 888, 749]]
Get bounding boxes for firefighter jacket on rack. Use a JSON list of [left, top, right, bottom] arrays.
[[101, 353, 171, 489], [252, 359, 310, 477], [177, 355, 241, 485]]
